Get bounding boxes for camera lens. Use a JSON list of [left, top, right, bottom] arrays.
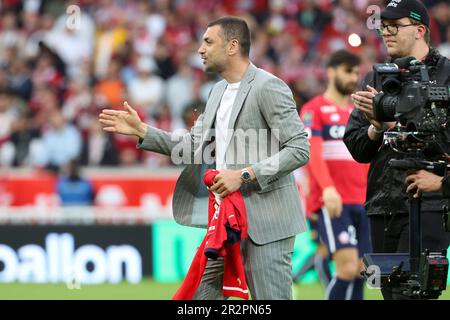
[[382, 78, 402, 95], [373, 94, 398, 121]]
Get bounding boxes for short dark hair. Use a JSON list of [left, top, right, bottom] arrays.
[[207, 16, 251, 57], [326, 49, 361, 69]]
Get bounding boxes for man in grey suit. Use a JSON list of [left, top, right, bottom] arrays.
[[99, 16, 310, 299]]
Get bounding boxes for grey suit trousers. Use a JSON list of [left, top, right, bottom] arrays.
[[192, 236, 296, 300]]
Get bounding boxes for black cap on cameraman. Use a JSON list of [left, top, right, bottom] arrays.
[[380, 0, 429, 27]]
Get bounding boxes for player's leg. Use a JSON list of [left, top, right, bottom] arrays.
[[318, 206, 360, 300], [325, 247, 359, 300], [292, 254, 315, 283], [309, 217, 332, 288], [293, 217, 331, 286], [314, 242, 332, 289]]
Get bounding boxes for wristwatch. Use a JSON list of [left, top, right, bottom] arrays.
[[240, 168, 252, 184]]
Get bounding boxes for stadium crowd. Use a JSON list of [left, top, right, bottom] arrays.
[[0, 0, 449, 171]]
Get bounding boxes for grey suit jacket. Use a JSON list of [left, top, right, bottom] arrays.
[[137, 63, 310, 244]]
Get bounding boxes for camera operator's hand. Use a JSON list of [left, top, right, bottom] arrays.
[[406, 170, 443, 198], [351, 85, 378, 123], [322, 186, 343, 218], [351, 85, 395, 140]]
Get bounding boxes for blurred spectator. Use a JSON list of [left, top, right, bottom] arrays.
[[163, 10, 194, 59], [57, 159, 94, 206], [0, 89, 20, 145], [429, 1, 450, 45], [0, 9, 27, 65], [94, 58, 125, 109], [30, 43, 65, 93], [0, 67, 9, 91], [34, 109, 82, 172], [9, 59, 33, 100], [80, 119, 119, 166], [132, 17, 154, 56], [23, 14, 55, 59], [165, 59, 195, 125], [437, 24, 450, 59], [44, 25, 92, 80], [297, 0, 330, 32], [28, 84, 60, 130], [250, 28, 276, 70], [93, 4, 128, 79], [152, 38, 176, 80], [1, 112, 40, 167], [127, 56, 165, 119], [143, 0, 167, 43], [62, 79, 93, 126]]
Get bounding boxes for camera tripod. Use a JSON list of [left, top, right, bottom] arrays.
[[363, 159, 449, 299]]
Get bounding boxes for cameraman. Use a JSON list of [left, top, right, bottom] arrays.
[[343, 0, 450, 300]]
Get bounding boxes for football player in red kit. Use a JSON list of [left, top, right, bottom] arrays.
[[300, 50, 371, 300]]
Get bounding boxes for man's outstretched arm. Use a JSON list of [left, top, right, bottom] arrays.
[[99, 101, 201, 158]]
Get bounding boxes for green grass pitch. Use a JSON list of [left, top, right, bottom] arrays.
[[0, 279, 449, 300]]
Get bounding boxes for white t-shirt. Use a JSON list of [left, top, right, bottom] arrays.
[[215, 81, 241, 170]]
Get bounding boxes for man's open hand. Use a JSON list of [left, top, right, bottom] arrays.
[[99, 101, 147, 139]]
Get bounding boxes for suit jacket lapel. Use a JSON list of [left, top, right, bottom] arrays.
[[224, 63, 257, 149]]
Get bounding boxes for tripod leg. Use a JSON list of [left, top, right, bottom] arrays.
[[409, 196, 421, 274]]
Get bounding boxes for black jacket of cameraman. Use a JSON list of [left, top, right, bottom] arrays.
[[443, 175, 450, 199], [344, 48, 450, 217]]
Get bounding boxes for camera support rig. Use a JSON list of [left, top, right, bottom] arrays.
[[363, 158, 449, 299]]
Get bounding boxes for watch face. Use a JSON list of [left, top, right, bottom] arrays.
[[242, 171, 251, 181]]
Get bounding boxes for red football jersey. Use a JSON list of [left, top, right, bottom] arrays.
[[300, 96, 369, 213]]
